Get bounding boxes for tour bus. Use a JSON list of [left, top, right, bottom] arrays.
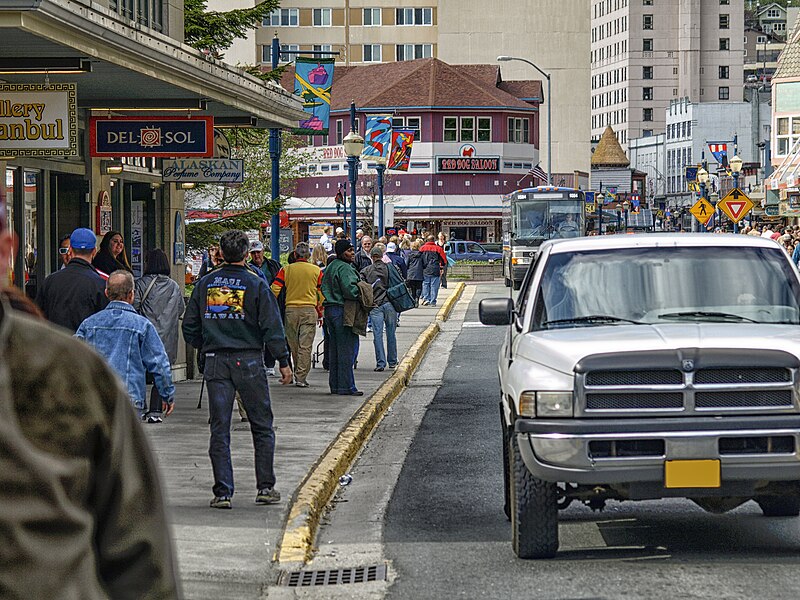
[[502, 186, 585, 289]]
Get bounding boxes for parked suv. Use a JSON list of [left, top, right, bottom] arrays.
[[444, 240, 502, 262], [480, 234, 800, 559]]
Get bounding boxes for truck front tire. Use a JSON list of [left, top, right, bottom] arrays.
[[509, 434, 558, 559], [756, 495, 800, 517]]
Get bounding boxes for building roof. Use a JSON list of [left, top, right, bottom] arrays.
[[279, 58, 541, 112], [775, 20, 800, 78], [757, 2, 786, 18], [591, 126, 630, 167]]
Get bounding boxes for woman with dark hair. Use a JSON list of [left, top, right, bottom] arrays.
[[134, 248, 184, 423], [93, 230, 132, 275]]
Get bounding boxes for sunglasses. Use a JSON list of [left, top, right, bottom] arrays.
[[59, 247, 69, 255]]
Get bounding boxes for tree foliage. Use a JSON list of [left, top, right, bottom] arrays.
[[184, 0, 280, 58]]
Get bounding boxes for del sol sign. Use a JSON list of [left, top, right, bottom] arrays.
[[89, 116, 214, 157], [0, 83, 78, 156], [436, 155, 500, 173]]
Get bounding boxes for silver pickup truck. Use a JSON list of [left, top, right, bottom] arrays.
[[480, 234, 800, 559]]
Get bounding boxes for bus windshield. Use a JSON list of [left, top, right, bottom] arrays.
[[513, 200, 583, 243]]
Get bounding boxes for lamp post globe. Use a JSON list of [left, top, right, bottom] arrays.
[[343, 130, 365, 157], [697, 167, 709, 185], [730, 154, 743, 174]]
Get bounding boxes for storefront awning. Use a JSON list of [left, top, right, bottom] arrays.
[[0, 1, 306, 127]]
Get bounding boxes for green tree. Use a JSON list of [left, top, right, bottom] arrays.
[[184, 0, 279, 59]]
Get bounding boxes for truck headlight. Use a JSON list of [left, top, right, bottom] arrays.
[[536, 392, 574, 417]]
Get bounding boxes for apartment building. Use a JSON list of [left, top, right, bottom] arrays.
[[255, 0, 590, 174], [591, 0, 745, 149]]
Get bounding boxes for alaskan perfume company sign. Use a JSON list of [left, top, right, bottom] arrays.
[[162, 158, 244, 184]]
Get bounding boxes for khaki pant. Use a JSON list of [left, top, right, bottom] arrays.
[[285, 305, 318, 384]]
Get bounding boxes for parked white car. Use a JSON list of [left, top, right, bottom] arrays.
[[480, 234, 800, 559]]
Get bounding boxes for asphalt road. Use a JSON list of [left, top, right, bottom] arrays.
[[309, 283, 800, 600]]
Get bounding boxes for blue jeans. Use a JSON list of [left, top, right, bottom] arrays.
[[324, 305, 358, 394], [422, 275, 441, 305], [370, 303, 398, 369], [204, 351, 276, 498]]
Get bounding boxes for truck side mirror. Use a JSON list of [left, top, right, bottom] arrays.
[[479, 298, 515, 326]]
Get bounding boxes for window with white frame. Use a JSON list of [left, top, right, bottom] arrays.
[[775, 117, 800, 156], [261, 44, 298, 64], [363, 7, 381, 26], [313, 8, 332, 26], [391, 116, 421, 141], [507, 117, 529, 143], [313, 44, 332, 54], [460, 117, 475, 142], [263, 8, 298, 27], [444, 116, 457, 141], [477, 117, 491, 142], [363, 44, 381, 62], [396, 44, 433, 61], [395, 7, 432, 25]]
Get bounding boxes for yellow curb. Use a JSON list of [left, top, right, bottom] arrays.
[[435, 282, 465, 322], [275, 285, 465, 565]]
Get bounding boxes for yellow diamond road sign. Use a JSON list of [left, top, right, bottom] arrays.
[[718, 188, 754, 224], [690, 198, 715, 224]]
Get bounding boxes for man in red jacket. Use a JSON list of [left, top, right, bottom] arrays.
[[419, 235, 447, 306]]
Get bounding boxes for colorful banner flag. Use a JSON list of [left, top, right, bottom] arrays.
[[685, 166, 698, 182], [708, 142, 729, 168], [362, 114, 392, 160], [387, 129, 414, 171], [293, 57, 334, 136]]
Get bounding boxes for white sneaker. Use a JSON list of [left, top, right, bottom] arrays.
[[266, 368, 276, 377]]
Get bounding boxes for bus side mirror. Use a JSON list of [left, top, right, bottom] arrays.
[[479, 298, 515, 326]]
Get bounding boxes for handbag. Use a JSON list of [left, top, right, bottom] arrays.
[[385, 264, 415, 313]]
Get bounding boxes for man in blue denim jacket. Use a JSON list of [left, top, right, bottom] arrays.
[[76, 270, 175, 421]]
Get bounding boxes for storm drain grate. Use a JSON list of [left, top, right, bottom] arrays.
[[277, 564, 388, 587]]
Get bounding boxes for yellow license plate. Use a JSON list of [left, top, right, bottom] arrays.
[[664, 459, 721, 489]]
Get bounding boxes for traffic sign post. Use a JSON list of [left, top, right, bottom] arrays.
[[718, 188, 754, 225], [690, 198, 715, 226]]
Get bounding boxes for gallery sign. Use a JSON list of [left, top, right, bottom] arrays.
[[162, 158, 244, 184], [436, 156, 500, 173], [89, 116, 214, 157], [0, 83, 78, 156]]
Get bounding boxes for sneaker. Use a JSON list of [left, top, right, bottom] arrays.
[[266, 368, 276, 377], [420, 300, 429, 306], [210, 496, 232, 509], [388, 363, 398, 369], [295, 381, 309, 388], [146, 414, 163, 424], [240, 416, 249, 423], [255, 488, 281, 505]]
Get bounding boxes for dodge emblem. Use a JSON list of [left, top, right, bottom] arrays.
[[681, 359, 694, 372]]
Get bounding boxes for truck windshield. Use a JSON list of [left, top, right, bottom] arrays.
[[532, 246, 800, 330], [513, 200, 583, 244]]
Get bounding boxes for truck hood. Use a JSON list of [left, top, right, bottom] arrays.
[[517, 323, 800, 375]]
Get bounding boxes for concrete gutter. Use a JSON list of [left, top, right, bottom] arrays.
[[275, 282, 466, 565]]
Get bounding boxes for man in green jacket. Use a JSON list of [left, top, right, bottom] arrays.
[[321, 239, 363, 395]]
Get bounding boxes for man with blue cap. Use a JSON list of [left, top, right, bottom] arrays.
[[36, 227, 109, 332]]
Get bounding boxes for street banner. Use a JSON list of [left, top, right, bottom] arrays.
[[162, 158, 244, 183], [0, 83, 78, 156], [584, 191, 595, 205], [631, 197, 641, 214], [685, 166, 698, 182], [293, 57, 334, 136], [388, 129, 414, 171], [362, 114, 392, 160], [708, 142, 730, 168], [90, 116, 214, 157]]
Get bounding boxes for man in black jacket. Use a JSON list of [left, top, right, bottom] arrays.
[[36, 228, 108, 332], [183, 229, 293, 510]]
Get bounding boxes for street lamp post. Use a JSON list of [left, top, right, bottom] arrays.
[[375, 159, 387, 238], [730, 151, 743, 234], [622, 200, 630, 232], [269, 35, 282, 262], [497, 55, 551, 185], [342, 102, 364, 249]]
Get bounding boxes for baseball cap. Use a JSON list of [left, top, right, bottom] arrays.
[[70, 228, 97, 250], [250, 240, 264, 252], [386, 242, 397, 252], [335, 227, 344, 234]]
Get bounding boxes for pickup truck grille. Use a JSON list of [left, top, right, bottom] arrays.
[[575, 350, 799, 417]]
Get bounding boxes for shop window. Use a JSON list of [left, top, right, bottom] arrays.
[[444, 116, 458, 142]]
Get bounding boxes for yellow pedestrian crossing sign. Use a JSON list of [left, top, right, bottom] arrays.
[[718, 188, 754, 224], [690, 198, 715, 225]]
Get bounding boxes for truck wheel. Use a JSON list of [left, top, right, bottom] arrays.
[[509, 434, 558, 559], [512, 279, 522, 291], [756, 496, 800, 517], [500, 404, 511, 521]]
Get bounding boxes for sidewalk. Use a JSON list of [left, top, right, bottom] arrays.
[[143, 286, 459, 600]]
